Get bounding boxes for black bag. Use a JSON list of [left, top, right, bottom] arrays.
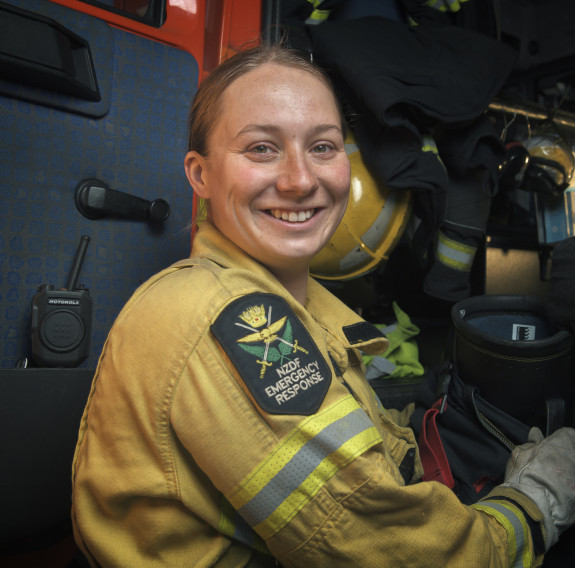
[[409, 363, 531, 505]]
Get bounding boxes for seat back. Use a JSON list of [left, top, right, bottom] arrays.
[[0, 369, 93, 554]]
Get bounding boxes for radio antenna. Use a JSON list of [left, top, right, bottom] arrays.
[[66, 235, 91, 290]]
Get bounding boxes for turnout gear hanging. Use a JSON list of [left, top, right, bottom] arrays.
[[307, 15, 515, 261]]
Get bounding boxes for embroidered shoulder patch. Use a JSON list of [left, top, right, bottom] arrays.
[[211, 293, 331, 415]]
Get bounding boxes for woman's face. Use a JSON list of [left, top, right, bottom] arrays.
[[185, 63, 351, 276]]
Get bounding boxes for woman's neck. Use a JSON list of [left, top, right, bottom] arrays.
[[269, 266, 308, 305]]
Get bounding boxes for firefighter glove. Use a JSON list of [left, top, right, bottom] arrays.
[[503, 426, 575, 551]]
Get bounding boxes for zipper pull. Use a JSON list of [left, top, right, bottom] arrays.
[[438, 365, 453, 414]]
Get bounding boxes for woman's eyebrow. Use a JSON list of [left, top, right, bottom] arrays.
[[235, 123, 342, 139]]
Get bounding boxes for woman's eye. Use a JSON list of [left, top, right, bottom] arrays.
[[312, 144, 332, 154], [250, 144, 269, 154]]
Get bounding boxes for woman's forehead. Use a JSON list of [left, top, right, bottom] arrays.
[[219, 63, 340, 122]]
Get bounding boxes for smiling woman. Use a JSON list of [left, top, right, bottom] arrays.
[[71, 44, 575, 568]]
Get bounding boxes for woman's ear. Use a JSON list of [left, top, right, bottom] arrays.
[[184, 151, 210, 199]]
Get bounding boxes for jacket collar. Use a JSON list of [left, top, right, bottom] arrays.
[[191, 223, 388, 355]]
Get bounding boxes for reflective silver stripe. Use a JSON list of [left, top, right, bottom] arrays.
[[237, 407, 376, 528], [436, 231, 476, 271], [232, 507, 257, 547], [219, 498, 268, 553], [473, 501, 531, 568], [381, 323, 397, 335]]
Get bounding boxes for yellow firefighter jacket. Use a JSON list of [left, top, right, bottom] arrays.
[[71, 222, 545, 567]]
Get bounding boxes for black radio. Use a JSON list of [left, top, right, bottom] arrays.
[[31, 235, 92, 367]]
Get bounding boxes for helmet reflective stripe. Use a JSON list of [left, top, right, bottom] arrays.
[[345, 142, 359, 155], [226, 395, 381, 539], [472, 501, 533, 568], [338, 190, 404, 272], [311, 131, 412, 280], [436, 231, 476, 271]]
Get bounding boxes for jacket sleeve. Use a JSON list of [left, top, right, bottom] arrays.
[[171, 327, 545, 568]]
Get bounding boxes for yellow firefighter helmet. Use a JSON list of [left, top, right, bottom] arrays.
[[310, 132, 412, 281], [523, 133, 575, 196]]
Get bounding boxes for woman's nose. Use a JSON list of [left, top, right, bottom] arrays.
[[276, 151, 319, 194]]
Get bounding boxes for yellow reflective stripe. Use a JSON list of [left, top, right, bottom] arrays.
[[421, 135, 446, 169], [227, 395, 382, 539], [472, 501, 533, 568], [306, 0, 330, 23], [306, 9, 330, 23], [436, 231, 476, 271], [421, 134, 438, 154], [426, 0, 468, 12], [422, 143, 439, 154]]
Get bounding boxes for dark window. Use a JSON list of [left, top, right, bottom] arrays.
[[78, 0, 166, 27]]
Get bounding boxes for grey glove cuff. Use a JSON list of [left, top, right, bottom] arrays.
[[502, 427, 575, 552]]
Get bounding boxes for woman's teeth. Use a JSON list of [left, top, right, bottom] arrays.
[[270, 209, 314, 223]]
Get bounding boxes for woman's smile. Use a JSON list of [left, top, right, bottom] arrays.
[[268, 208, 316, 223]]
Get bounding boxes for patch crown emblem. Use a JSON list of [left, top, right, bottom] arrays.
[[239, 304, 267, 328]]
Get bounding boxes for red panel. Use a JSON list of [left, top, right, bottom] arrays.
[[50, 0, 262, 70], [204, 0, 261, 78], [50, 0, 205, 62], [50, 0, 198, 65]]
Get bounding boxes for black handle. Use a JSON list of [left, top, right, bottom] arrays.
[[0, 2, 100, 101], [74, 179, 170, 223]]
